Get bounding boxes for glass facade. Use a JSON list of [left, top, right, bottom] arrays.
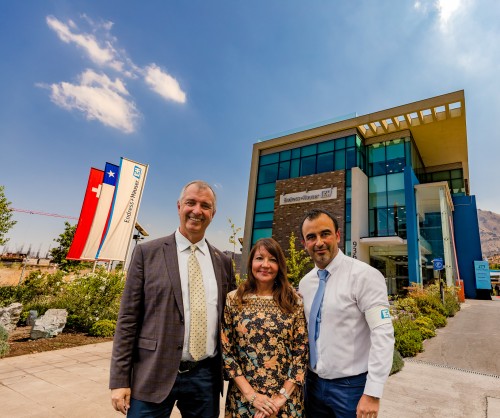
[[367, 138, 412, 239], [253, 134, 364, 246], [422, 169, 466, 196]]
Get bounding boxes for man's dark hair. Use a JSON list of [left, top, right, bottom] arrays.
[[300, 208, 339, 239]]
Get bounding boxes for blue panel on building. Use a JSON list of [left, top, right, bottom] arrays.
[[404, 167, 420, 284], [452, 195, 483, 298]]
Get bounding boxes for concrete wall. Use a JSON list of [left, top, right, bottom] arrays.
[[351, 167, 369, 263]]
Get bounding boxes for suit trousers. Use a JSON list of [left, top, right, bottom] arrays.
[[128, 357, 220, 418]]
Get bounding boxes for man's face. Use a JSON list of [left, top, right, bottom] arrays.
[[301, 213, 340, 269], [177, 184, 216, 243]]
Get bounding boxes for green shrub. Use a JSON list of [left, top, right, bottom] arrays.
[[427, 310, 447, 328], [443, 288, 460, 317], [414, 316, 436, 331], [392, 297, 420, 318], [390, 349, 405, 375], [0, 340, 9, 358], [0, 286, 19, 307], [393, 316, 424, 357], [0, 324, 8, 342], [0, 324, 9, 358], [414, 316, 436, 339], [395, 329, 423, 357], [57, 270, 125, 332], [89, 319, 116, 337]]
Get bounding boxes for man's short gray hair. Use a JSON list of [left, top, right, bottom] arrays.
[[178, 180, 217, 211]]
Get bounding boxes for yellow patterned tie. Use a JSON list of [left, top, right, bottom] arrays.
[[188, 244, 207, 361]]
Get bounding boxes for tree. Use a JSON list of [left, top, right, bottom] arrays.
[[0, 185, 17, 246], [50, 221, 87, 271], [286, 231, 313, 287]]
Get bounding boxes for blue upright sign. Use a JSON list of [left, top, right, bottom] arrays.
[[433, 258, 444, 271], [474, 260, 491, 290]]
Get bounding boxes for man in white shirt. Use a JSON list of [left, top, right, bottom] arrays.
[[299, 208, 394, 418]]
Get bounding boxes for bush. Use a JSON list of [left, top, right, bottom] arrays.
[[426, 310, 447, 328], [414, 316, 436, 339], [57, 270, 125, 332], [0, 340, 9, 358], [392, 297, 420, 318], [443, 288, 460, 317], [0, 324, 9, 358], [89, 319, 116, 337], [393, 315, 424, 357], [390, 349, 404, 375], [0, 324, 8, 342], [0, 286, 19, 307]]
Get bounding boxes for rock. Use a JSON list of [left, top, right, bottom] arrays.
[[30, 309, 68, 339], [0, 302, 23, 332], [26, 310, 38, 327]]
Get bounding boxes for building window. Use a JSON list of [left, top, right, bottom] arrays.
[[252, 133, 364, 246]]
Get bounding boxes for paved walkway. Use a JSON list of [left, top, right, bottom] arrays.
[[1, 299, 500, 417]]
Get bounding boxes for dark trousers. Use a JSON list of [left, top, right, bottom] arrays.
[[305, 370, 367, 418], [128, 358, 219, 418]]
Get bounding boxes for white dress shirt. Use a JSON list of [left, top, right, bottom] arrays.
[[175, 229, 218, 361], [299, 250, 394, 398]]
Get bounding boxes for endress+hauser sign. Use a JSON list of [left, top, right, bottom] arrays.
[[279, 187, 337, 206]]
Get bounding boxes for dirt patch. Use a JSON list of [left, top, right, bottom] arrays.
[[6, 326, 113, 358]]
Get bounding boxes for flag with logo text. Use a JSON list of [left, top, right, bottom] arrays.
[[80, 162, 120, 260], [97, 158, 148, 261], [66, 168, 104, 260]]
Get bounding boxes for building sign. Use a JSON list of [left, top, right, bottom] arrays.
[[279, 187, 337, 205], [474, 260, 491, 290]]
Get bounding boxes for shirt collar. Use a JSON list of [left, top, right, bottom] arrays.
[[175, 229, 207, 255], [315, 249, 345, 277]]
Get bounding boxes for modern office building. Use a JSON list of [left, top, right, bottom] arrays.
[[243, 90, 483, 298]]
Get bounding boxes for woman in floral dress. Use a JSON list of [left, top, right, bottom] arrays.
[[222, 238, 308, 418]]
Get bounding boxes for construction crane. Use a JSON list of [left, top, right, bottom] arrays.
[[9, 207, 78, 220]]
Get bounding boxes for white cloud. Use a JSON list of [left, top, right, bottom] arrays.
[[46, 15, 124, 72], [436, 0, 463, 29], [144, 64, 187, 104], [48, 69, 139, 133], [44, 14, 187, 132]]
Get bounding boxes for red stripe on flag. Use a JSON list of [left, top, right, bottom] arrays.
[[66, 168, 104, 260]]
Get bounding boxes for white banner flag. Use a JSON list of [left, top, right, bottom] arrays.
[[97, 158, 148, 261]]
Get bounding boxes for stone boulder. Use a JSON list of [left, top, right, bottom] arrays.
[[0, 302, 23, 332], [30, 309, 68, 339]]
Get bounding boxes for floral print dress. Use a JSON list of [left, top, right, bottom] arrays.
[[222, 290, 308, 417]]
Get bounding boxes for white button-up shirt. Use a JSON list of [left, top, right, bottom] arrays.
[[175, 229, 218, 361], [299, 250, 394, 398]]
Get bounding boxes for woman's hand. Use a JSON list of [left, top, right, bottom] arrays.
[[252, 392, 279, 417], [271, 393, 287, 409]]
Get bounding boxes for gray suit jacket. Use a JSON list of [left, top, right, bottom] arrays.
[[109, 233, 235, 403]]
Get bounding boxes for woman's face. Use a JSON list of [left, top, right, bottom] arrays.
[[251, 246, 279, 286]]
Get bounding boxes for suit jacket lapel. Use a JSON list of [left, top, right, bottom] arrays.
[[208, 242, 224, 317], [163, 234, 184, 315]]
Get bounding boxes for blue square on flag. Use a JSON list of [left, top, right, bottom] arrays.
[[104, 163, 119, 186], [133, 166, 142, 179]]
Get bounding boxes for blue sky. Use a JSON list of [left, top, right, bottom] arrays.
[[1, 0, 499, 257]]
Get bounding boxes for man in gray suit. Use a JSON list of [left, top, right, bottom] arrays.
[[110, 180, 236, 417]]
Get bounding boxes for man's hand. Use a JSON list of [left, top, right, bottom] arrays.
[[356, 394, 380, 418], [111, 388, 131, 415]]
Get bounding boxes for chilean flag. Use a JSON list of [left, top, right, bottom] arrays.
[[80, 162, 120, 260], [66, 168, 104, 260], [97, 158, 148, 261]]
